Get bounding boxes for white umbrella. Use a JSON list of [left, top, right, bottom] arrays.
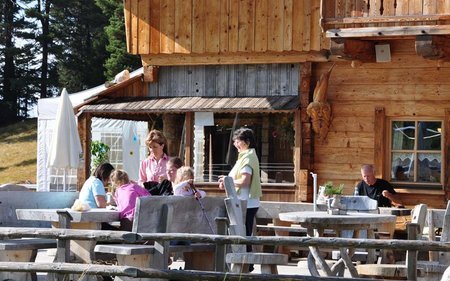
[[47, 88, 82, 191]]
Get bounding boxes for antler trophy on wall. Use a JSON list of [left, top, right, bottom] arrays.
[[306, 64, 335, 143]]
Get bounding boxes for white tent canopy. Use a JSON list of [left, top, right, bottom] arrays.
[[37, 68, 148, 192]]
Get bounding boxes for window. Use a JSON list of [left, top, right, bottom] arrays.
[[389, 120, 443, 188], [100, 133, 124, 170], [195, 112, 295, 183]]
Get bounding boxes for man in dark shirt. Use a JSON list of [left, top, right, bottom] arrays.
[[357, 164, 404, 207]]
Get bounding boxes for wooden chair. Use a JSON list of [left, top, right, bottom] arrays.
[[223, 177, 288, 274], [415, 201, 450, 280], [0, 191, 79, 281], [356, 204, 429, 280]]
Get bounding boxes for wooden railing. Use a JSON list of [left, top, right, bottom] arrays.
[[321, 0, 450, 30], [1, 225, 450, 280]]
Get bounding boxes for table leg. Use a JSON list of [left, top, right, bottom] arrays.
[[367, 229, 376, 264], [306, 228, 333, 276]]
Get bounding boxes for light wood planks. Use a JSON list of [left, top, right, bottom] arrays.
[[255, 0, 268, 52], [192, 0, 205, 53], [311, 44, 450, 206], [150, 0, 161, 54], [124, 0, 326, 55], [174, 0, 191, 53], [160, 0, 175, 53]]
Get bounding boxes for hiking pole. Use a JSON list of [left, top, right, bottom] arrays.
[[189, 184, 216, 234]]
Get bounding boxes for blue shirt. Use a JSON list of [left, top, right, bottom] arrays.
[[79, 176, 106, 208]]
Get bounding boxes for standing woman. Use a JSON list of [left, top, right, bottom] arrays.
[[79, 162, 115, 208], [139, 129, 169, 186], [219, 128, 262, 246]]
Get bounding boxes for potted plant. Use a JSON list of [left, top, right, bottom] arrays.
[[323, 181, 344, 197]]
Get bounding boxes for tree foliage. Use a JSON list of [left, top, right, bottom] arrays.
[[0, 0, 38, 125], [50, 0, 109, 92], [0, 0, 138, 126], [95, 0, 141, 80]]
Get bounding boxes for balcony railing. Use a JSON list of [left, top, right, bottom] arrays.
[[321, 0, 450, 31]]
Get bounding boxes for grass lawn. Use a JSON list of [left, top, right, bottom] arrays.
[[0, 119, 37, 184]]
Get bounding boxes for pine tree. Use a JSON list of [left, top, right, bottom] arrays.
[[0, 0, 38, 124], [51, 0, 109, 92], [95, 0, 141, 80], [22, 0, 60, 99]]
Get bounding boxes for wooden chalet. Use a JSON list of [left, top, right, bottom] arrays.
[[77, 0, 450, 208]]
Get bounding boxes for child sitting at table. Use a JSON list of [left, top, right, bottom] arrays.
[[173, 166, 206, 199], [110, 169, 150, 231]]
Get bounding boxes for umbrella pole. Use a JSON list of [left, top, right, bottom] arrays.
[[63, 169, 67, 192]]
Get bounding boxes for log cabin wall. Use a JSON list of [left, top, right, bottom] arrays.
[[123, 0, 329, 65], [313, 39, 449, 209]]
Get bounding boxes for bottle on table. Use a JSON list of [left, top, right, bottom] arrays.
[[353, 186, 359, 196]]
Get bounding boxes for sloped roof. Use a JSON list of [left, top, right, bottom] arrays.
[[79, 96, 298, 115]]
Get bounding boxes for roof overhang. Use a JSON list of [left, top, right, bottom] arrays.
[[79, 96, 299, 119]]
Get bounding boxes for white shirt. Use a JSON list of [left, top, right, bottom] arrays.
[[228, 165, 260, 208]]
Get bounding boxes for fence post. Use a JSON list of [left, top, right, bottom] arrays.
[[406, 223, 420, 281], [56, 210, 72, 281], [215, 217, 228, 272]]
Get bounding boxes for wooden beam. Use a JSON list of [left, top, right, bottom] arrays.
[[297, 62, 313, 202], [327, 25, 450, 38], [323, 14, 450, 26], [141, 51, 329, 66], [415, 35, 450, 61], [77, 112, 92, 191], [294, 110, 302, 201], [330, 39, 376, 62], [184, 112, 194, 167], [374, 107, 386, 180], [445, 109, 450, 201], [143, 65, 159, 83]]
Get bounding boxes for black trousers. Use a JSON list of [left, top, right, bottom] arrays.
[[245, 207, 259, 252]]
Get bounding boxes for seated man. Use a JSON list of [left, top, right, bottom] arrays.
[[357, 164, 404, 207]]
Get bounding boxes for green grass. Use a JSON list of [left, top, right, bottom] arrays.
[[0, 119, 37, 184]]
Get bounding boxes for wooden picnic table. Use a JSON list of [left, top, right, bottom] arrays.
[[16, 208, 120, 263], [279, 211, 396, 278]]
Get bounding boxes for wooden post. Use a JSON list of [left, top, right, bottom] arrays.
[[406, 223, 419, 281], [297, 62, 313, 202], [445, 109, 450, 200], [184, 112, 194, 167], [215, 217, 228, 272], [56, 210, 72, 281], [374, 107, 386, 179], [152, 204, 172, 281], [163, 113, 184, 156], [77, 112, 92, 190]]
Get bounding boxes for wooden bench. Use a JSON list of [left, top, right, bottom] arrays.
[[0, 190, 79, 281], [223, 177, 289, 274], [94, 196, 227, 281], [356, 204, 429, 280]]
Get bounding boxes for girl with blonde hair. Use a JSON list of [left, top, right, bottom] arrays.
[[173, 166, 206, 198], [111, 169, 150, 231]]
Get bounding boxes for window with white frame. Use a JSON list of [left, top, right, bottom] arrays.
[[389, 120, 443, 188], [100, 132, 124, 170]]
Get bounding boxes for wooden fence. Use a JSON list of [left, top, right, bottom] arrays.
[[0, 225, 449, 280]]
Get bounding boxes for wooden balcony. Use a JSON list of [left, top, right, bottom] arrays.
[[321, 1, 450, 61], [321, 0, 450, 38]]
